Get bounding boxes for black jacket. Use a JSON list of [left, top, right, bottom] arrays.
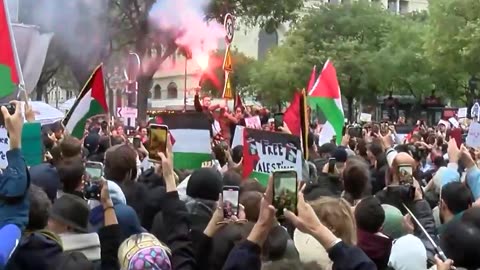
[[6, 230, 62, 270], [161, 191, 196, 270]]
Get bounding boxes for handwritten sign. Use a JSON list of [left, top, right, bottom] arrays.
[[0, 128, 9, 169], [359, 113, 372, 122], [466, 122, 480, 148], [449, 117, 460, 128], [458, 107, 468, 118], [245, 116, 261, 129]]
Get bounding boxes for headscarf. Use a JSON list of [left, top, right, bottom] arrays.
[[381, 204, 406, 239], [388, 234, 427, 270], [118, 233, 171, 270]]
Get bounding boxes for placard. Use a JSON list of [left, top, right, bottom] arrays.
[[245, 116, 261, 129], [359, 113, 372, 122], [0, 128, 9, 169], [466, 122, 480, 148], [457, 107, 468, 118]]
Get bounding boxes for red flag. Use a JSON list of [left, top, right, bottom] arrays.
[[307, 65, 317, 92], [283, 90, 309, 159], [284, 91, 302, 137], [234, 94, 244, 110], [242, 129, 260, 179], [0, 0, 23, 97]]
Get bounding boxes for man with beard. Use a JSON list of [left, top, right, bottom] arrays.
[[437, 181, 473, 235]]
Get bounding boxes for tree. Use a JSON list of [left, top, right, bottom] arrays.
[[372, 13, 436, 99], [200, 50, 255, 98], [21, 0, 303, 116], [425, 0, 480, 101], [250, 2, 396, 119], [109, 0, 305, 121]]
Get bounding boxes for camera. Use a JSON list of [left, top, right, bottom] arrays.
[[0, 103, 15, 126]]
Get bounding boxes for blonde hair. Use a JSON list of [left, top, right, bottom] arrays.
[[309, 197, 357, 245]]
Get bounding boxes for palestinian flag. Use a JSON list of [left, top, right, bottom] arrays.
[[308, 59, 344, 145], [284, 90, 309, 160], [154, 112, 212, 169], [63, 65, 108, 138], [0, 0, 23, 98], [241, 128, 302, 186]]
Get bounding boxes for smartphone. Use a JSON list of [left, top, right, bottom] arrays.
[[85, 161, 103, 180], [328, 158, 336, 174], [398, 164, 413, 185], [133, 137, 141, 148], [273, 170, 298, 218], [273, 113, 284, 130], [223, 186, 240, 218], [0, 103, 15, 126], [148, 124, 168, 162]]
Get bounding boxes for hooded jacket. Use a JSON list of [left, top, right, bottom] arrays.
[[6, 230, 62, 270]]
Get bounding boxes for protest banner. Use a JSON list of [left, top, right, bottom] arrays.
[[232, 127, 302, 186], [0, 122, 42, 169]]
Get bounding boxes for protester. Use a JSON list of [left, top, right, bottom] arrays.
[[0, 91, 477, 270]]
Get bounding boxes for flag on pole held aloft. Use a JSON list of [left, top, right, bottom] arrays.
[[63, 65, 108, 138], [308, 60, 344, 145], [0, 0, 24, 98], [223, 71, 233, 99], [284, 89, 309, 159], [153, 112, 212, 169], [307, 65, 317, 92], [234, 94, 244, 110]]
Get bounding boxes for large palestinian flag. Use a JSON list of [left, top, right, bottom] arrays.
[[0, 0, 22, 98], [63, 65, 108, 138], [308, 59, 344, 145], [153, 112, 212, 169], [232, 127, 302, 186]]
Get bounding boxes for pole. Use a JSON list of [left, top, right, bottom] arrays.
[[184, 58, 188, 112]]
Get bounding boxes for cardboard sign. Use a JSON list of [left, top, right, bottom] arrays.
[[458, 107, 468, 118], [466, 122, 480, 148], [245, 116, 261, 129], [359, 113, 372, 122]]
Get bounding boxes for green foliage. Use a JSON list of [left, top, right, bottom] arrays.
[[250, 2, 396, 106], [251, 1, 477, 106], [200, 50, 255, 97], [206, 0, 304, 32], [426, 0, 480, 77], [424, 0, 480, 101]]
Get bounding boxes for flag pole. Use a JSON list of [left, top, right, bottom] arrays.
[[3, 0, 26, 96]]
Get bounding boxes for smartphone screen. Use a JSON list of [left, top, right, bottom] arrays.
[[274, 113, 284, 130], [85, 162, 103, 180], [223, 186, 240, 218], [398, 164, 413, 185], [273, 170, 298, 218], [328, 158, 336, 174], [148, 125, 168, 161]]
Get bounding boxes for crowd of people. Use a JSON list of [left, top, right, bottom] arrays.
[[0, 95, 479, 270]]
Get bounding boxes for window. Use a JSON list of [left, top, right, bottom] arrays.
[[258, 28, 278, 60], [400, 0, 409, 14], [153, 84, 162, 99], [167, 82, 178, 99]]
